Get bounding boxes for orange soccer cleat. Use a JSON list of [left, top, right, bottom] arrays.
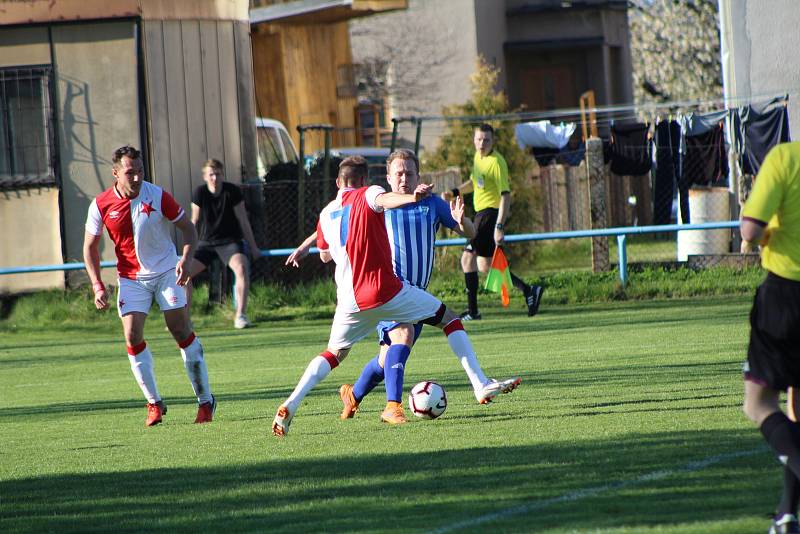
[[380, 401, 408, 425], [194, 396, 217, 424], [146, 400, 167, 427], [339, 384, 359, 420]]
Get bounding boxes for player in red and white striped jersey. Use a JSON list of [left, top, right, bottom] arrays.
[[83, 145, 216, 427], [272, 156, 514, 436]]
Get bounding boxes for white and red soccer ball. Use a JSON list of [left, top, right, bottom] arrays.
[[408, 381, 447, 419]]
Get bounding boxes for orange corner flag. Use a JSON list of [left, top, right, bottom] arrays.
[[484, 247, 513, 307]]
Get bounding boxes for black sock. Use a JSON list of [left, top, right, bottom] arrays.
[[778, 466, 800, 516], [510, 271, 529, 293], [761, 412, 800, 480], [465, 271, 479, 315]]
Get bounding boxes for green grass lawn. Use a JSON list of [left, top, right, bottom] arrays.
[[0, 295, 781, 532]]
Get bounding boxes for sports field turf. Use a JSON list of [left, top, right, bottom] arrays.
[[0, 295, 781, 532]]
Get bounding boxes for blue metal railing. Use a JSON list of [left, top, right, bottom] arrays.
[[0, 221, 741, 286]]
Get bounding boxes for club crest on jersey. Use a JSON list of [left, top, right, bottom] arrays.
[[141, 201, 156, 217]]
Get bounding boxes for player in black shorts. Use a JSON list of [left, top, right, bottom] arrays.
[[443, 124, 543, 320], [740, 143, 800, 533]]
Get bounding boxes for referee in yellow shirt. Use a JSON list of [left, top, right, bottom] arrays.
[[740, 142, 800, 533], [444, 124, 543, 320]]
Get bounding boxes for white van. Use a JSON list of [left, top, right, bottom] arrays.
[[255, 117, 299, 179]]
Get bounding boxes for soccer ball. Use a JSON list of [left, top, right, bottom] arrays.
[[408, 381, 447, 419]]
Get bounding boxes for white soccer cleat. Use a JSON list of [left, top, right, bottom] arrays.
[[234, 315, 251, 329], [272, 405, 293, 437], [475, 377, 521, 404]]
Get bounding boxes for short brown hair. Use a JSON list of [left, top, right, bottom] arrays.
[[475, 123, 494, 136], [386, 148, 419, 174], [338, 155, 369, 185], [112, 145, 141, 167], [203, 159, 224, 172]]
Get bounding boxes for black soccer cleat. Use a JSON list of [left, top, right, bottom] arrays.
[[525, 285, 544, 317], [459, 310, 482, 321]]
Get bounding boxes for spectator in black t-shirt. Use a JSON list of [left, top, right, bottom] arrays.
[[189, 159, 260, 329]]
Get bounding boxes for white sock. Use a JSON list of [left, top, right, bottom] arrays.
[[446, 329, 488, 391], [284, 355, 332, 414], [180, 335, 212, 404], [128, 345, 160, 404]]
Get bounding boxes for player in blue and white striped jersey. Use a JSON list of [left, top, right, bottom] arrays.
[[286, 150, 521, 423]]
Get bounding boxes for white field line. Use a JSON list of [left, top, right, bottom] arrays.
[[429, 447, 767, 534]]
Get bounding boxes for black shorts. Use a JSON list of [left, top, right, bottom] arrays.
[[745, 273, 800, 390], [466, 208, 499, 258], [194, 240, 247, 268]]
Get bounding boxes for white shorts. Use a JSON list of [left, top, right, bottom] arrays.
[[327, 282, 443, 350], [117, 269, 186, 317]]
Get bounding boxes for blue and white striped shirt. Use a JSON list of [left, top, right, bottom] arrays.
[[384, 196, 457, 290]]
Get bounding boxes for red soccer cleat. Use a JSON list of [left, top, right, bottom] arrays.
[[146, 401, 167, 427], [194, 396, 216, 424]]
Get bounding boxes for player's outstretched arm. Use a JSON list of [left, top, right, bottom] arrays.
[[286, 231, 318, 268], [377, 184, 433, 209], [83, 231, 109, 310], [441, 179, 473, 201], [449, 196, 475, 239]]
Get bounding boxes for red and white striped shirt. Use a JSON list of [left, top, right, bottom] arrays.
[[85, 181, 184, 280], [317, 186, 402, 312]]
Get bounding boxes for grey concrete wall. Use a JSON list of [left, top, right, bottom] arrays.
[[350, 0, 479, 153], [720, 0, 800, 135], [474, 0, 507, 91], [52, 21, 140, 287]]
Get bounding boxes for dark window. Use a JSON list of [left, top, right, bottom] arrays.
[[0, 66, 56, 190]]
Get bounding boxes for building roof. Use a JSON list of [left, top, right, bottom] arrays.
[[250, 0, 406, 25], [0, 0, 250, 26], [506, 0, 628, 16]]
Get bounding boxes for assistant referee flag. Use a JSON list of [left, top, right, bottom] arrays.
[[484, 247, 512, 307]]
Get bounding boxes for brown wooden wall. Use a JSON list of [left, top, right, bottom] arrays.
[[252, 21, 357, 152], [143, 19, 258, 213]]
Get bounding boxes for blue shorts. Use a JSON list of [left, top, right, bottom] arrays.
[[376, 321, 424, 346]]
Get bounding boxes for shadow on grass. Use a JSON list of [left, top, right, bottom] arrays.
[[0, 430, 777, 533]]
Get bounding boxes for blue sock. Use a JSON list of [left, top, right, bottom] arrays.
[[353, 355, 385, 402], [384, 344, 411, 403]]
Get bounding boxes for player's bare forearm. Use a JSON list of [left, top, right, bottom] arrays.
[[497, 192, 511, 225], [286, 231, 318, 267], [449, 196, 475, 239], [741, 218, 766, 245], [174, 216, 198, 286], [82, 232, 108, 309]]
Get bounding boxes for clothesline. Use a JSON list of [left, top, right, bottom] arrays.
[[395, 90, 797, 125]]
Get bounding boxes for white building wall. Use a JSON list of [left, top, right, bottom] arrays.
[[350, 0, 480, 153], [719, 0, 800, 135]]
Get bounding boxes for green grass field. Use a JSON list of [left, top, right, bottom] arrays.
[[0, 295, 782, 532]]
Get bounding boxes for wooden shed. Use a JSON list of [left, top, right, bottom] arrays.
[[0, 0, 257, 293], [249, 0, 406, 152]]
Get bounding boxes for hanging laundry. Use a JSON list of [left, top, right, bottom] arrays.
[[738, 98, 790, 175], [679, 109, 729, 138], [609, 122, 652, 176], [653, 120, 681, 225], [531, 146, 560, 167], [681, 122, 728, 188], [515, 121, 576, 149]]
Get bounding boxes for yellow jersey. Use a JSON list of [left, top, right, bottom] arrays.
[[470, 150, 510, 212], [742, 142, 800, 281]]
